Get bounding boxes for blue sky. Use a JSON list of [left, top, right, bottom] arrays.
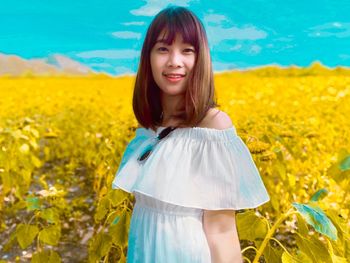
[[1, 0, 349, 76]]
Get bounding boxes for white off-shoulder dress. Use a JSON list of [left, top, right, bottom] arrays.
[[112, 125, 270, 263]]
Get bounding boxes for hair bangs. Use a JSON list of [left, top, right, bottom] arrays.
[[151, 7, 199, 51]]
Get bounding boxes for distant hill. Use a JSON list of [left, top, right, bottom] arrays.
[[1, 52, 350, 78], [220, 61, 350, 77], [0, 53, 96, 77]]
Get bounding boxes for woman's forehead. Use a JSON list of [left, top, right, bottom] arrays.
[[156, 30, 190, 45], [157, 30, 181, 40]]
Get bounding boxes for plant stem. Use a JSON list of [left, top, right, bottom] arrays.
[[269, 237, 293, 257], [241, 245, 258, 254], [252, 208, 297, 263], [243, 256, 252, 263]]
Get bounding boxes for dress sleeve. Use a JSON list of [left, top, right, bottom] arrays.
[[111, 128, 153, 191], [112, 126, 270, 210]]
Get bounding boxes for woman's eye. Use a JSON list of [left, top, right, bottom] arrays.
[[157, 47, 195, 53], [184, 48, 195, 53]]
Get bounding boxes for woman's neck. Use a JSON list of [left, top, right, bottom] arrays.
[[160, 92, 185, 121], [160, 115, 183, 127]]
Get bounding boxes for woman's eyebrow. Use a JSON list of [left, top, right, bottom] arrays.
[[155, 40, 193, 46], [155, 39, 167, 44]]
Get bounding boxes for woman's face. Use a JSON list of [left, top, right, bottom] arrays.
[[150, 30, 196, 96]]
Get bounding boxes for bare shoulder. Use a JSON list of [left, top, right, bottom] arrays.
[[197, 108, 233, 130]]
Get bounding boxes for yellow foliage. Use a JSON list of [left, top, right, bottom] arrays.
[[0, 71, 349, 262]]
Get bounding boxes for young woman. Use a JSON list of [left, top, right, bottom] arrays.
[[112, 5, 270, 263]]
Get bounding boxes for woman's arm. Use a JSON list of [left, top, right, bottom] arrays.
[[199, 109, 243, 262], [203, 210, 243, 263]]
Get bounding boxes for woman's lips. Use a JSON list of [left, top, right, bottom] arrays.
[[163, 73, 185, 82], [164, 75, 184, 82]]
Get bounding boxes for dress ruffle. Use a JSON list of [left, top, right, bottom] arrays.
[[112, 126, 270, 210]]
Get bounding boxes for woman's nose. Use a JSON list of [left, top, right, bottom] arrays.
[[167, 51, 183, 67]]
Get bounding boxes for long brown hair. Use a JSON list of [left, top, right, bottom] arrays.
[[133, 5, 220, 131]]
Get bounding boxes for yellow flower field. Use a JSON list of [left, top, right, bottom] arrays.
[[0, 69, 349, 262]]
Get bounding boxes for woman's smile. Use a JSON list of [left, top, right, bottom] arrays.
[[150, 31, 196, 94], [163, 74, 185, 83]]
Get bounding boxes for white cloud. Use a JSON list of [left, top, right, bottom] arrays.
[[122, 21, 146, 26], [130, 0, 193, 16], [307, 22, 350, 38], [75, 49, 139, 59], [111, 31, 142, 39], [230, 44, 242, 51], [249, 44, 262, 55], [206, 24, 267, 46], [265, 43, 296, 53], [202, 13, 267, 47], [228, 42, 264, 55], [88, 63, 114, 68], [114, 66, 135, 75], [274, 36, 294, 42], [203, 13, 228, 25], [199, 12, 268, 56]]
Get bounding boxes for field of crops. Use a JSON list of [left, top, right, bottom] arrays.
[[0, 68, 349, 262]]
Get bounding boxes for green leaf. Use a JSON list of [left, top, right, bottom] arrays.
[[281, 251, 312, 263], [326, 209, 350, 242], [94, 196, 110, 223], [111, 215, 120, 225], [327, 149, 350, 183], [263, 243, 283, 263], [26, 197, 41, 211], [12, 200, 27, 210], [236, 210, 269, 244], [325, 236, 348, 263], [292, 202, 337, 240], [339, 155, 350, 171], [39, 208, 60, 224], [310, 188, 328, 202], [295, 213, 309, 236], [88, 232, 112, 259], [109, 209, 131, 247], [294, 232, 332, 263], [16, 223, 39, 249], [108, 189, 127, 207], [31, 249, 61, 263], [39, 225, 61, 246], [270, 196, 280, 213], [331, 255, 348, 263], [31, 155, 42, 168]]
